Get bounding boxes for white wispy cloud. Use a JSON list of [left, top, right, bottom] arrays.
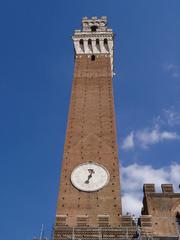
[[122, 126, 180, 150], [122, 131, 134, 150], [122, 107, 180, 150], [121, 163, 180, 216], [163, 108, 180, 126], [164, 63, 179, 78], [136, 126, 180, 148]]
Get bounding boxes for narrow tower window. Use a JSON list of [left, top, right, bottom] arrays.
[[96, 39, 100, 52], [91, 55, 95, 61], [79, 39, 84, 52], [104, 38, 109, 51], [88, 39, 92, 52]]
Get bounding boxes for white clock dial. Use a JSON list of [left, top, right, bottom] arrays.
[[71, 163, 110, 192]]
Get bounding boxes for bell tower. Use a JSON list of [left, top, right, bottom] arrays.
[[51, 16, 180, 240], [54, 16, 122, 239]]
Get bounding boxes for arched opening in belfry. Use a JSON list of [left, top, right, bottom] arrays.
[[88, 39, 92, 52], [79, 39, 84, 52], [104, 38, 109, 51], [91, 25, 98, 32], [96, 39, 100, 52]]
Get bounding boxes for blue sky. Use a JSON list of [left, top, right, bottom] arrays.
[[0, 0, 180, 239]]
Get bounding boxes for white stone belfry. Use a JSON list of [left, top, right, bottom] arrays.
[[72, 16, 114, 75]]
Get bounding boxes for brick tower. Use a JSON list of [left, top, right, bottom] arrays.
[[54, 16, 122, 239], [53, 16, 180, 240]]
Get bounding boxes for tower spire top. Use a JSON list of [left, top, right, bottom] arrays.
[[81, 16, 108, 32], [72, 16, 114, 75]]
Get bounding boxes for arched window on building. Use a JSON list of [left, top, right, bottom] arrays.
[[176, 211, 180, 234], [88, 39, 92, 52], [91, 55, 95, 61], [176, 212, 180, 221], [79, 39, 84, 52], [96, 39, 100, 52], [104, 38, 109, 51]]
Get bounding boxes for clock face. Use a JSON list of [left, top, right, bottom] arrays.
[[71, 163, 110, 192]]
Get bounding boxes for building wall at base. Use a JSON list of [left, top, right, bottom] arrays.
[[141, 184, 180, 237]]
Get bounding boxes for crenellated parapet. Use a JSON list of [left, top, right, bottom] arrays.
[[72, 16, 114, 75], [143, 183, 177, 195], [142, 184, 180, 215], [141, 183, 180, 238]]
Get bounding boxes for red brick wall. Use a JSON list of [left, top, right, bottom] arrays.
[[55, 54, 122, 227]]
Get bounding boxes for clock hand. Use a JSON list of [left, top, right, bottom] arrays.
[[84, 174, 92, 184], [84, 169, 95, 184]]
